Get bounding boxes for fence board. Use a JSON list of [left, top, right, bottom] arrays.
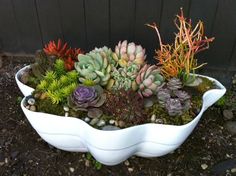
[[110, 0, 135, 49], [0, 0, 235, 75], [188, 0, 218, 65], [58, 0, 87, 50], [205, 0, 236, 68], [12, 0, 42, 53], [134, 0, 162, 63], [0, 0, 20, 52], [229, 39, 236, 70], [36, 0, 63, 44], [85, 0, 109, 50], [159, 0, 190, 44]]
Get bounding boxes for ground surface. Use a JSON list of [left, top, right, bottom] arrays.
[[0, 56, 236, 176]]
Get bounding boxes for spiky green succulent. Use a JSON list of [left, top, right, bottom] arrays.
[[136, 64, 164, 97], [36, 69, 79, 104], [75, 47, 112, 86]]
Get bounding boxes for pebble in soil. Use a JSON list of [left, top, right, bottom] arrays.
[[223, 109, 234, 121], [224, 121, 236, 135]]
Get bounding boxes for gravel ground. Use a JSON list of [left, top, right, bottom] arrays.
[[0, 56, 236, 176]]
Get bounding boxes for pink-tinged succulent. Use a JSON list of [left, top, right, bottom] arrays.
[[136, 64, 164, 97], [112, 40, 146, 67], [68, 85, 106, 118]]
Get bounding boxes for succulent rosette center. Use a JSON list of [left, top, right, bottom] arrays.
[[68, 85, 106, 118], [73, 86, 97, 103]]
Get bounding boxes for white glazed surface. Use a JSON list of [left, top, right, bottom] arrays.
[[15, 65, 34, 96], [17, 66, 226, 165]]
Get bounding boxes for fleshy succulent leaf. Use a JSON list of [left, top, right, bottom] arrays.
[[136, 64, 164, 97]]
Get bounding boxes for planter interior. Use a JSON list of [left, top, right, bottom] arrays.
[[19, 72, 226, 165]]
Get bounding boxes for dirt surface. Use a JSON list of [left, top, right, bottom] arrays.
[[0, 56, 236, 176]]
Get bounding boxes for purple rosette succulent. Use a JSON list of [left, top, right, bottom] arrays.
[[68, 85, 106, 118], [157, 78, 191, 116], [166, 98, 183, 116]]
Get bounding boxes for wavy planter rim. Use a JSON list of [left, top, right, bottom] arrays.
[[17, 65, 226, 165], [15, 65, 34, 96]]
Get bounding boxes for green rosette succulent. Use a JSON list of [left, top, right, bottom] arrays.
[[75, 47, 112, 86], [136, 64, 164, 97], [108, 63, 139, 91], [94, 46, 118, 67]]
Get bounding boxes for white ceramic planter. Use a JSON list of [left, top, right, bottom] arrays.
[[17, 67, 226, 165], [15, 65, 34, 96]]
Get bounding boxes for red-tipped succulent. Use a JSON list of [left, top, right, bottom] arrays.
[[64, 48, 83, 71], [43, 39, 83, 71], [44, 39, 68, 58]]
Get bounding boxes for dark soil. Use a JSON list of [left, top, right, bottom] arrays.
[[0, 56, 236, 176]]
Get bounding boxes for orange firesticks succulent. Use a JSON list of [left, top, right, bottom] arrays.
[[43, 39, 83, 71], [147, 8, 214, 83]]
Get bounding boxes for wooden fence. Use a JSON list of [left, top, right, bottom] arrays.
[[0, 0, 236, 84]]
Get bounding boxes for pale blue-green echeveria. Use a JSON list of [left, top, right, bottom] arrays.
[[75, 47, 112, 86]]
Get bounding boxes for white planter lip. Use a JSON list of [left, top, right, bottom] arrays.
[[17, 65, 226, 165], [15, 65, 34, 96]]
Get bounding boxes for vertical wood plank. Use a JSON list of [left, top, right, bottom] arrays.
[[160, 0, 190, 44], [134, 0, 162, 63], [205, 0, 236, 68], [36, 0, 63, 44], [110, 0, 136, 49], [189, 0, 218, 36], [0, 0, 20, 52], [188, 0, 218, 65], [85, 0, 109, 50], [58, 0, 87, 50], [228, 39, 236, 70], [12, 0, 43, 53]]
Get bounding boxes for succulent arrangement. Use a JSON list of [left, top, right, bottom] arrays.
[[21, 9, 216, 129]]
